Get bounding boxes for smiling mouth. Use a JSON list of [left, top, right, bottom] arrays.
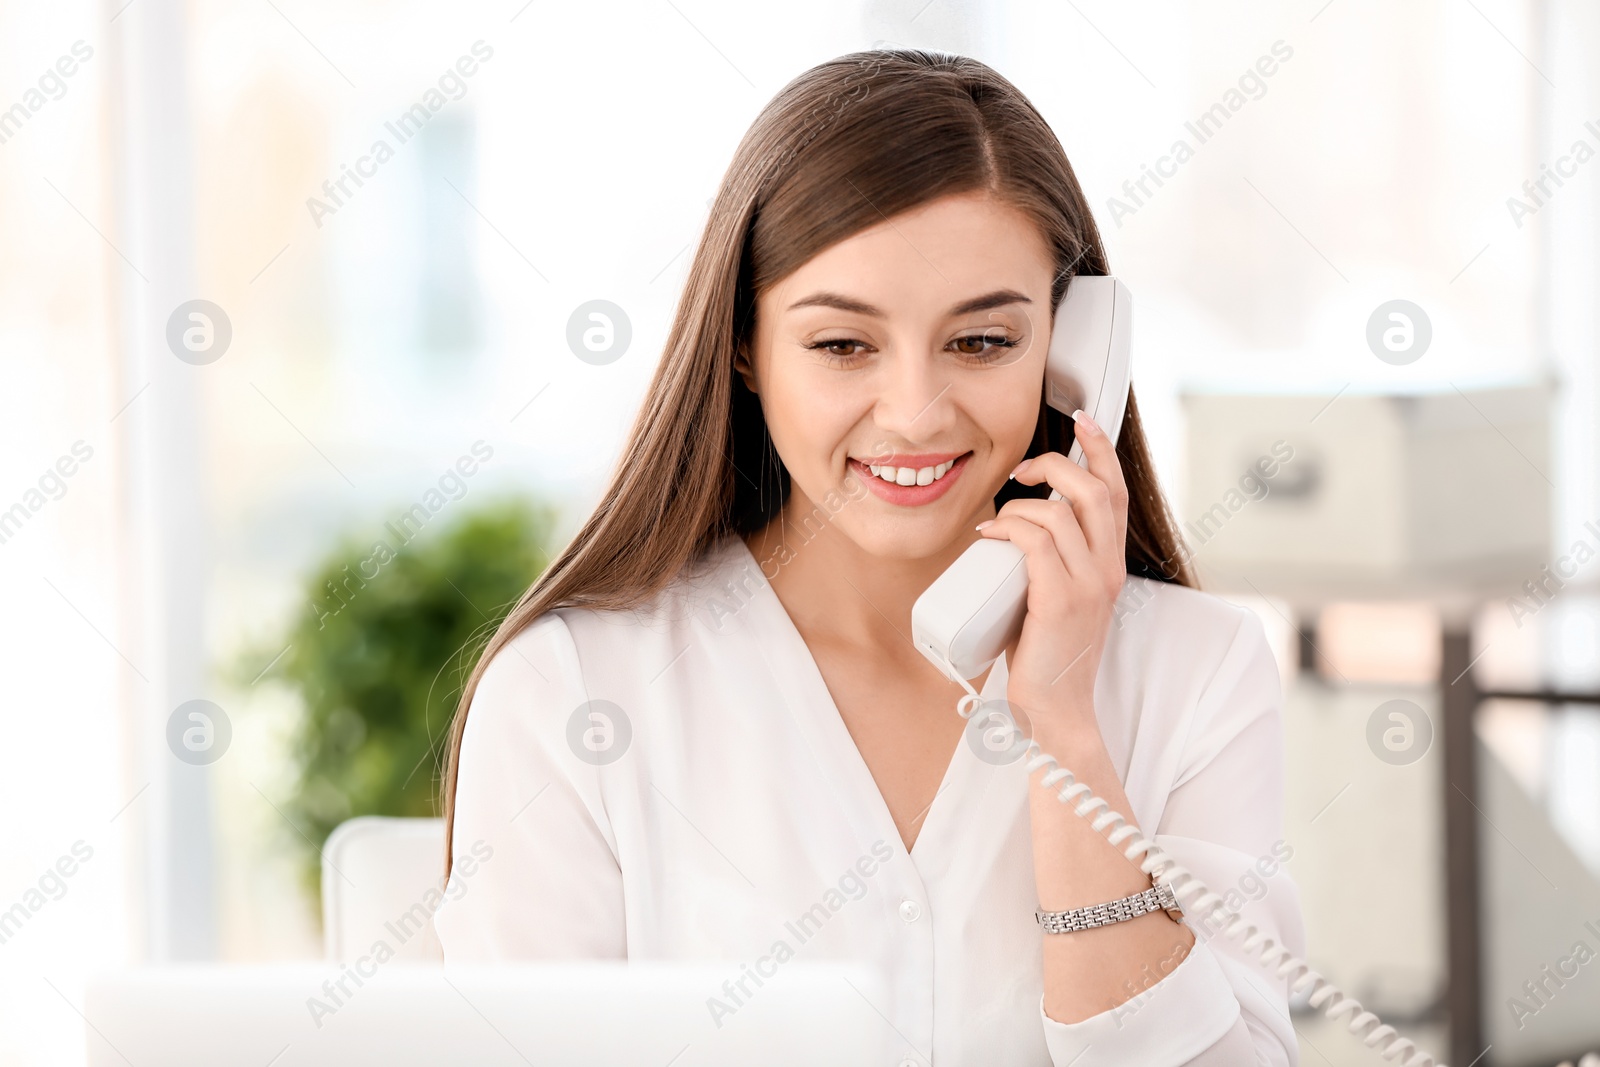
[[867, 458, 957, 487], [847, 451, 973, 507]]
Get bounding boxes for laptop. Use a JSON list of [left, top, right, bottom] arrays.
[[83, 961, 892, 1066]]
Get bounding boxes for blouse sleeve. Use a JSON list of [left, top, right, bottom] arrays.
[[1038, 605, 1305, 1066], [431, 610, 628, 960]]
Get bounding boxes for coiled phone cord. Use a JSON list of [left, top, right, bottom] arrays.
[[948, 683, 1445, 1067]]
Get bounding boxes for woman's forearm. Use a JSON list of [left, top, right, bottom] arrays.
[[1025, 710, 1196, 1025]]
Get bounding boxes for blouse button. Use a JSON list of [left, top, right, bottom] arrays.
[[898, 898, 922, 923], [898, 1059, 920, 1067]]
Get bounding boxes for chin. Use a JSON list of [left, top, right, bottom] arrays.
[[841, 513, 979, 563]]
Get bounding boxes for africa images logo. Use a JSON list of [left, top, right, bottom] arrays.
[[705, 840, 894, 1028], [305, 41, 494, 229]]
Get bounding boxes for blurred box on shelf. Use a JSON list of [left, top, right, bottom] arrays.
[[1178, 385, 1552, 610]]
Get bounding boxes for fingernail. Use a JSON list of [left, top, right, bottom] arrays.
[[1072, 409, 1100, 435], [1009, 459, 1029, 480], [975, 520, 993, 531]]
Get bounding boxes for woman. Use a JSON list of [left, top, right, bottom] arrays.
[[435, 48, 1305, 1066]]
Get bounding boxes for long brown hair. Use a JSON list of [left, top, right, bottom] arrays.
[[438, 48, 1194, 877]]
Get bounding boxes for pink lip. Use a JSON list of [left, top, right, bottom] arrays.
[[867, 452, 966, 468], [848, 451, 972, 507]]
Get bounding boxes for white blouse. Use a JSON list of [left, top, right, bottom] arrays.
[[434, 533, 1306, 1066]]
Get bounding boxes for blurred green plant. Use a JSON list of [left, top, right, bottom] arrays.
[[233, 493, 557, 899]]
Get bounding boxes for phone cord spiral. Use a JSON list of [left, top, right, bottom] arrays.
[[948, 683, 1445, 1067]]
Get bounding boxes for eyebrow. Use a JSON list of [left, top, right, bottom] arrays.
[[785, 288, 1033, 318]]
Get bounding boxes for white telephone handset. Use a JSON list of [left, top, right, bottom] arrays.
[[911, 274, 1132, 684]]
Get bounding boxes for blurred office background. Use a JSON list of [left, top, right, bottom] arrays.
[[2, 0, 1598, 1064]]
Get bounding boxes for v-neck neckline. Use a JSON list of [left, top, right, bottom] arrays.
[[725, 535, 1007, 861]]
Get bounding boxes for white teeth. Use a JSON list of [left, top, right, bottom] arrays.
[[866, 458, 956, 486]]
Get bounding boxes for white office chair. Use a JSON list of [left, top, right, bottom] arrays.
[[321, 816, 447, 964]]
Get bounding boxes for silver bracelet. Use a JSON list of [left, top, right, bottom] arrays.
[[1035, 881, 1183, 934]]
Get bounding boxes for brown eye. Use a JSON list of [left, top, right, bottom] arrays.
[[950, 333, 1020, 362], [805, 338, 871, 363]]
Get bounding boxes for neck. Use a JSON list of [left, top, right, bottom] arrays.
[[743, 489, 992, 656]]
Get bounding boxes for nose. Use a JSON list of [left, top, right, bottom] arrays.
[[869, 342, 958, 450]]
